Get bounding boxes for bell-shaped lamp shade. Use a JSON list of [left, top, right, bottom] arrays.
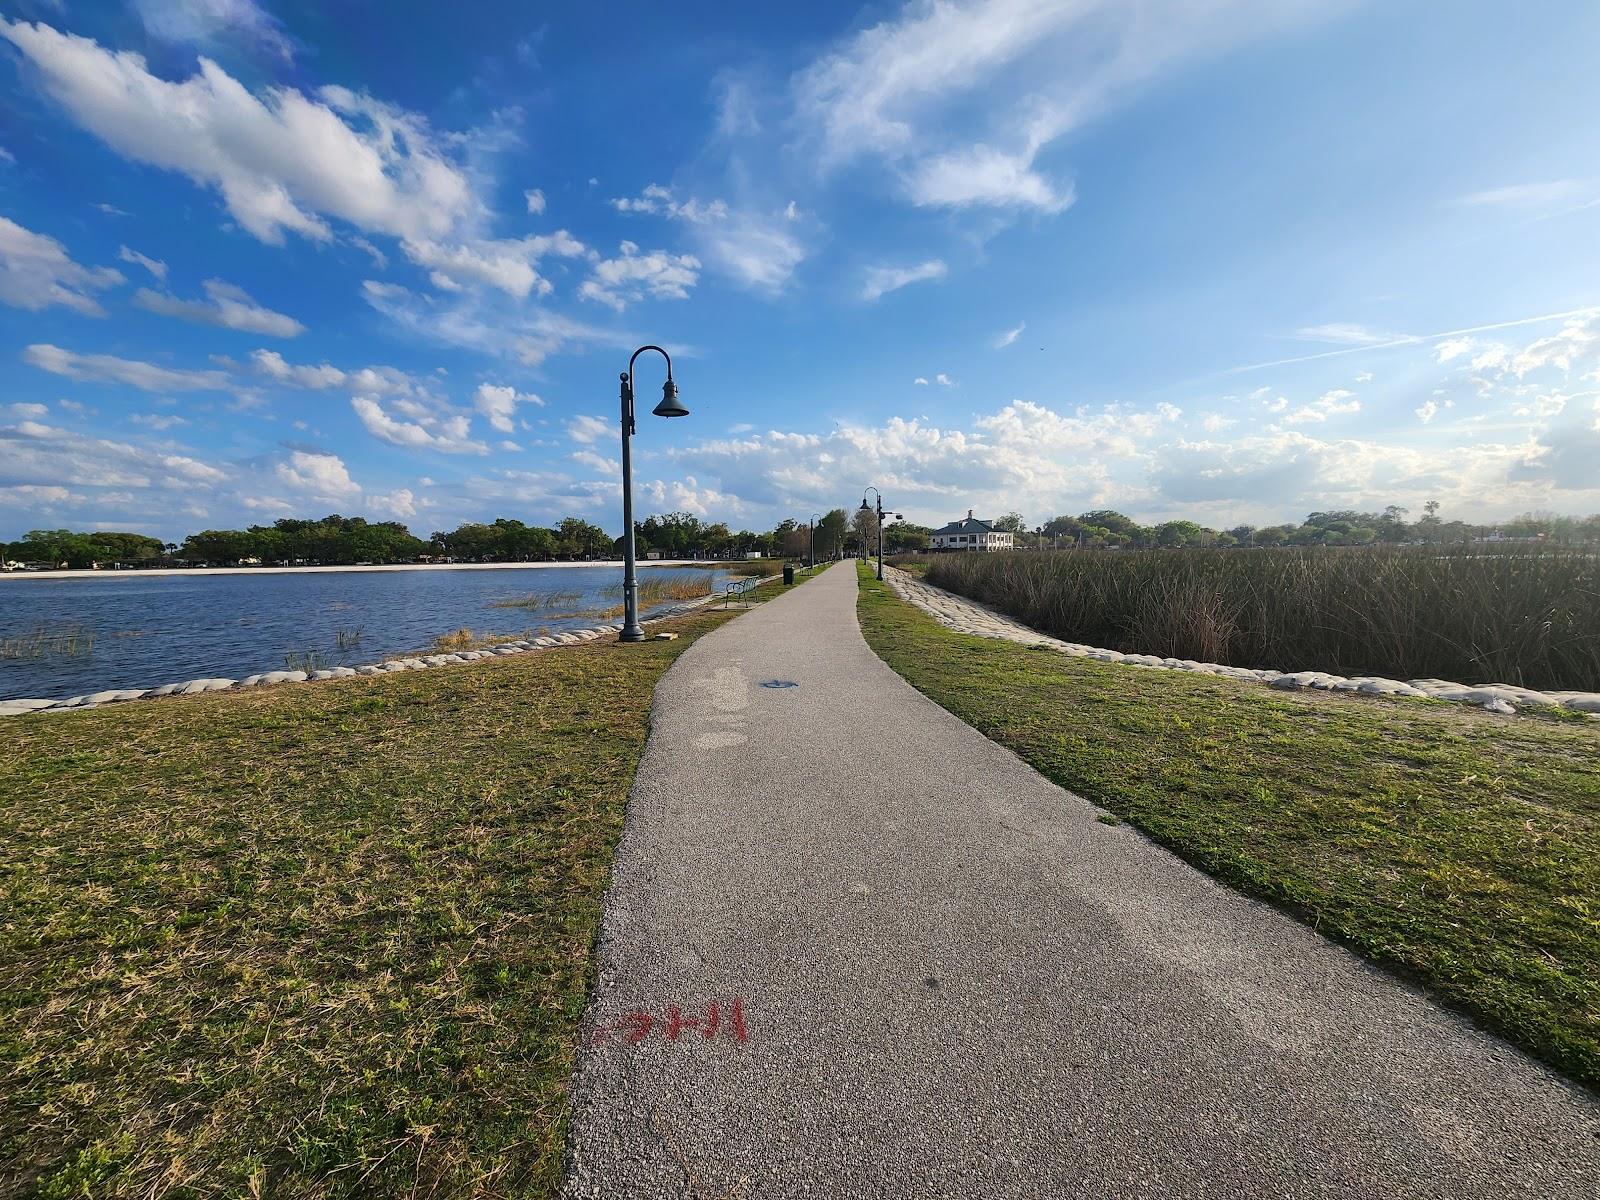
[[859, 499, 870, 512], [652, 378, 689, 418]]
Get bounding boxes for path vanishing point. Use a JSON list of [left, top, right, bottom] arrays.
[[564, 561, 1598, 1198]]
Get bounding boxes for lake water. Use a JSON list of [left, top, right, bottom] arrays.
[[0, 565, 742, 701]]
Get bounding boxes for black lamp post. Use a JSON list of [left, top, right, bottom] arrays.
[[809, 512, 821, 568], [618, 345, 688, 642], [859, 488, 902, 581]]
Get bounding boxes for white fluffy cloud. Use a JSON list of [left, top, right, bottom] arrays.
[[129, 412, 189, 430], [668, 399, 1152, 526], [23, 343, 232, 392], [1279, 388, 1361, 426], [1143, 429, 1564, 523], [993, 321, 1025, 349], [246, 349, 434, 400], [134, 278, 305, 336], [117, 244, 167, 280], [369, 487, 419, 518], [1, 415, 229, 494], [570, 448, 619, 476], [641, 475, 738, 517], [0, 216, 124, 315], [566, 414, 611, 444], [1, 18, 473, 245], [249, 348, 347, 389], [472, 382, 543, 434], [400, 231, 586, 298], [579, 241, 700, 310], [611, 184, 728, 223], [350, 395, 487, 454], [905, 146, 1073, 212], [1509, 312, 1598, 376], [0, 483, 83, 509], [132, 0, 295, 61], [610, 184, 806, 292], [275, 449, 359, 498], [360, 279, 634, 366], [524, 188, 545, 215], [791, 0, 1329, 214], [861, 258, 946, 301], [0, 406, 451, 533]]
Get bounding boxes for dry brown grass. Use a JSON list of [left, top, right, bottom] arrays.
[[0, 600, 759, 1198]]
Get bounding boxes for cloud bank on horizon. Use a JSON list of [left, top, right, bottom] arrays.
[[2, 0, 1599, 540]]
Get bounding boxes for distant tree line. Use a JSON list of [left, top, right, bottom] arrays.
[[2, 509, 862, 569], [8, 501, 1598, 570], [1016, 504, 1600, 550], [848, 506, 935, 554], [1, 529, 169, 570]]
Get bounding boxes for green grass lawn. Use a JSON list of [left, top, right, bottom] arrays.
[[856, 564, 1600, 1091], [0, 596, 778, 1199]]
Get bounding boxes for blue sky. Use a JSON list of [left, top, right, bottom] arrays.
[[3, 0, 1599, 541]]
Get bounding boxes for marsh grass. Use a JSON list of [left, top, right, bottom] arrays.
[[0, 623, 97, 660], [926, 546, 1600, 692], [615, 572, 717, 605], [490, 589, 584, 612], [489, 575, 716, 623], [283, 649, 329, 673], [0, 599, 762, 1198], [857, 563, 1600, 1089]]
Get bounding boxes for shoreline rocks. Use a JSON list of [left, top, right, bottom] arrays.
[[882, 567, 1600, 721]]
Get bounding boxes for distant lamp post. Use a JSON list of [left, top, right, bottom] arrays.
[[809, 512, 821, 568], [618, 345, 688, 642], [859, 488, 901, 581]]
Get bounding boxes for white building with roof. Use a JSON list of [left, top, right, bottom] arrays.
[[930, 510, 1013, 552]]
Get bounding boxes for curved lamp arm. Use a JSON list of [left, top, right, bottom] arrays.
[[621, 345, 676, 433]]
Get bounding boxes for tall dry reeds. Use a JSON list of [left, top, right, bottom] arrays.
[[925, 546, 1600, 691]]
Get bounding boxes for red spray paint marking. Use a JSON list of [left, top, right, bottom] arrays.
[[590, 999, 748, 1048]]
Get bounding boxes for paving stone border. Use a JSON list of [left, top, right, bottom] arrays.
[[881, 566, 1600, 720], [0, 582, 763, 719]]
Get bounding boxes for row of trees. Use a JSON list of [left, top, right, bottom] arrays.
[[1011, 504, 1600, 550], [434, 511, 859, 562], [181, 516, 427, 566], [1, 528, 169, 570], [10, 502, 1599, 569], [3, 511, 863, 569]]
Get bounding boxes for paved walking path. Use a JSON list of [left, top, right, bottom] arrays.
[[563, 562, 1597, 1198]]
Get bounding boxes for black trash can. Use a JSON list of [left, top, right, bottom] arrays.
[[782, 563, 795, 585]]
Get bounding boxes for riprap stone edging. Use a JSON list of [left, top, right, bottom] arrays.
[[881, 567, 1600, 720], [0, 584, 748, 718]]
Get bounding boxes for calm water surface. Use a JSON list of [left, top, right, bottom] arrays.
[[0, 565, 740, 700]]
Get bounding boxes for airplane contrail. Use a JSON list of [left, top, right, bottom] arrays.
[[1227, 307, 1597, 374]]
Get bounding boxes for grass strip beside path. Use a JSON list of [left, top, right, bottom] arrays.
[[0, 593, 785, 1199], [856, 565, 1600, 1091]]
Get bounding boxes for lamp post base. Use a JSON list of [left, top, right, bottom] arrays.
[[619, 625, 646, 643]]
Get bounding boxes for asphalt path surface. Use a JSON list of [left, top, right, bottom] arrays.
[[563, 561, 1597, 1198]]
